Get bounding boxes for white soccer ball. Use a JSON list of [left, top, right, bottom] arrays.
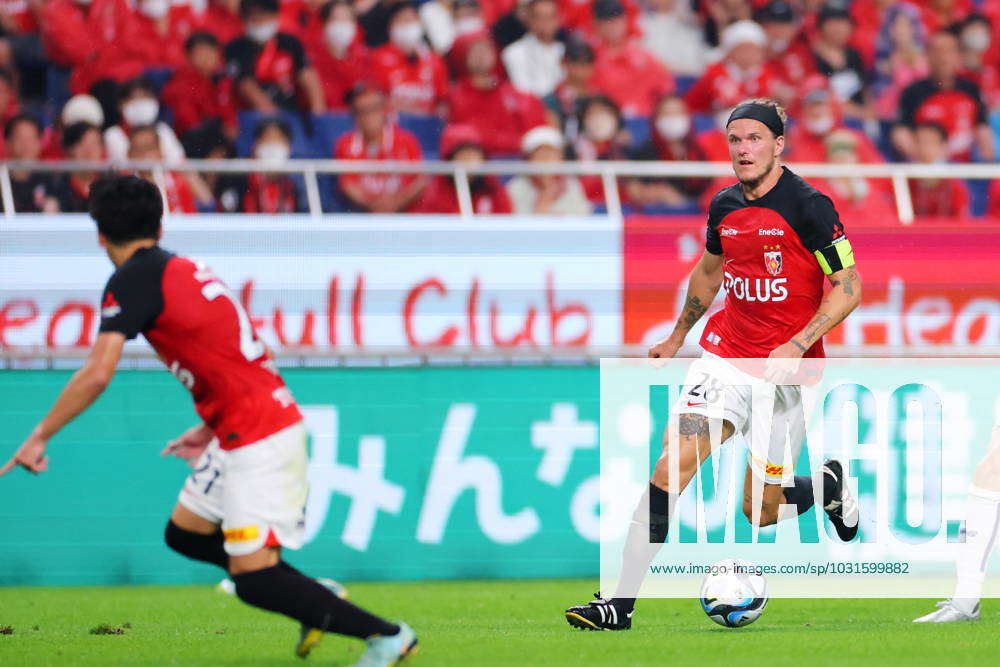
[[699, 558, 768, 628]]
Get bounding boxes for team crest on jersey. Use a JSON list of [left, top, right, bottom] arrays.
[[763, 247, 783, 276], [101, 292, 121, 318]]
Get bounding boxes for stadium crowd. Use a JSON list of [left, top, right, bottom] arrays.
[[2, 0, 1000, 216]]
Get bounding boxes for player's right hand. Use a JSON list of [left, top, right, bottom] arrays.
[[0, 432, 49, 477], [161, 424, 214, 467], [647, 337, 682, 361]]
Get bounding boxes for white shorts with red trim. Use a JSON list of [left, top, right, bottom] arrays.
[[670, 352, 812, 485], [178, 421, 308, 556]]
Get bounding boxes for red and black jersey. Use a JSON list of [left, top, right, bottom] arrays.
[[98, 246, 302, 449], [702, 167, 855, 359], [225, 32, 308, 110], [897, 77, 988, 161]]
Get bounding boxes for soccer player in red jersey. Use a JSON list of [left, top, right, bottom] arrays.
[[1, 176, 417, 666], [565, 98, 863, 631]]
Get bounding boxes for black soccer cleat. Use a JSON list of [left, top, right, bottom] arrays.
[[565, 594, 632, 631], [822, 459, 859, 542]]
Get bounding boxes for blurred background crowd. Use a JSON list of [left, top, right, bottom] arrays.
[[2, 0, 1000, 217]]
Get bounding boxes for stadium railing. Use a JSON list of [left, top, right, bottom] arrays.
[[7, 158, 1000, 223]]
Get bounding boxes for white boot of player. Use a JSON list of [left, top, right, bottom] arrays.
[[913, 599, 980, 623]]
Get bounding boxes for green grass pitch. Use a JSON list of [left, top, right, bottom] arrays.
[[1, 579, 998, 666]]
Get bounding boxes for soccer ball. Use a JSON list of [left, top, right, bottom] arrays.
[[699, 558, 768, 628]]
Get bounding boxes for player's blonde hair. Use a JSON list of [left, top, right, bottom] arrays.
[[737, 98, 788, 125]]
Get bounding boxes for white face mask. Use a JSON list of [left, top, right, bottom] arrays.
[[963, 29, 991, 53], [390, 22, 424, 51], [141, 0, 170, 19], [325, 20, 357, 49], [122, 98, 160, 126], [805, 114, 834, 135], [455, 17, 485, 35], [255, 142, 290, 163], [655, 114, 690, 140], [247, 20, 279, 43], [585, 113, 617, 142]]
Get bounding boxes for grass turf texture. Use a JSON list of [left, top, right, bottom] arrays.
[[0, 579, 998, 666]]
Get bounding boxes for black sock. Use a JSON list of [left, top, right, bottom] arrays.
[[783, 476, 818, 515], [233, 565, 398, 639], [611, 483, 672, 612], [165, 521, 228, 569]]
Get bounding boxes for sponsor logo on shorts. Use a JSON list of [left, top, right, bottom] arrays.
[[223, 525, 260, 542]]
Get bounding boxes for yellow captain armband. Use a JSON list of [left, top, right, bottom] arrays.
[[813, 236, 855, 275]]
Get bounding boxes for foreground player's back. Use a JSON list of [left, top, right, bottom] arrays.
[[99, 246, 301, 449]]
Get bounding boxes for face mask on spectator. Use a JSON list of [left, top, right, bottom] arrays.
[[141, 0, 170, 19], [256, 142, 290, 162], [325, 20, 357, 49], [962, 28, 991, 53], [455, 17, 485, 35], [391, 22, 424, 51], [656, 115, 690, 141], [122, 98, 160, 126], [247, 20, 279, 43], [585, 113, 617, 142], [805, 114, 834, 135]]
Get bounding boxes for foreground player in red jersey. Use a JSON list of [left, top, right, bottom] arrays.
[[566, 98, 863, 631], [1, 176, 417, 666]]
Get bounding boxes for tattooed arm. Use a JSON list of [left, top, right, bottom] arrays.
[[648, 251, 724, 358], [773, 265, 862, 358]]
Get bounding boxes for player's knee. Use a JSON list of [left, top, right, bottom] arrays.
[[972, 450, 1000, 493], [164, 520, 191, 556], [741, 499, 778, 526]]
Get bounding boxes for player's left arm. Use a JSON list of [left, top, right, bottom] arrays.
[[771, 193, 861, 359], [0, 332, 125, 476], [784, 264, 862, 355]]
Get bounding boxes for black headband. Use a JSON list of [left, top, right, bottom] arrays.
[[726, 103, 784, 137]]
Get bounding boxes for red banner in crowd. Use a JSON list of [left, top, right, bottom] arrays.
[[624, 216, 1000, 349]]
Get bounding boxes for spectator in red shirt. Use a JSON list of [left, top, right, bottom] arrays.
[[127, 125, 201, 214], [785, 88, 883, 164], [334, 85, 427, 212], [814, 129, 896, 221], [909, 121, 970, 218], [124, 0, 196, 69], [957, 14, 1000, 108], [369, 2, 448, 114], [195, 0, 245, 44], [627, 94, 710, 209], [892, 29, 994, 163], [589, 0, 674, 117], [104, 76, 186, 164], [684, 20, 780, 116], [52, 122, 105, 212], [162, 32, 238, 139], [308, 0, 370, 111], [415, 124, 513, 214], [756, 0, 816, 100], [225, 0, 325, 113], [447, 31, 547, 156], [572, 93, 630, 203], [42, 0, 146, 94], [245, 117, 300, 213]]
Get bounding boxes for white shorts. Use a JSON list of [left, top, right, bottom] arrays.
[[178, 422, 308, 556], [670, 352, 812, 485]]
